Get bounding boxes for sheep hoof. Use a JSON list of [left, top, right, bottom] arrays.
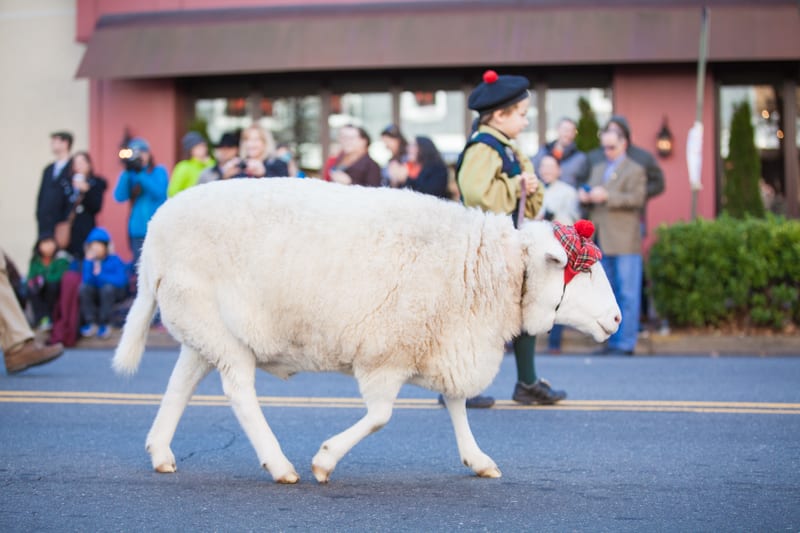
[[154, 463, 176, 474], [276, 471, 300, 484], [311, 464, 331, 484], [477, 466, 502, 479]]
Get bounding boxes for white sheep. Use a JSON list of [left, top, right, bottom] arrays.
[[113, 178, 620, 484]]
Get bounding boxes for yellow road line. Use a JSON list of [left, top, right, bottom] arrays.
[[1, 390, 799, 414]]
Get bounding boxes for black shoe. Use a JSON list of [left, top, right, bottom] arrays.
[[512, 380, 567, 405], [437, 394, 495, 409]]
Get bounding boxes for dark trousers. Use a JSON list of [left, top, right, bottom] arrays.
[[79, 284, 126, 326], [29, 281, 61, 323]]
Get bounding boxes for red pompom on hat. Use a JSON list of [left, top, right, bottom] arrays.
[[483, 70, 499, 84], [574, 219, 595, 239]]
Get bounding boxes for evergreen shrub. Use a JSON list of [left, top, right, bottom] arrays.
[[575, 97, 600, 153], [723, 100, 765, 218], [648, 216, 800, 330]]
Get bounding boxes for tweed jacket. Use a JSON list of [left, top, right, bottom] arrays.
[[586, 156, 646, 256]]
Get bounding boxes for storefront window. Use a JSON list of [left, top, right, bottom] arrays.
[[195, 97, 250, 141], [195, 96, 322, 170], [399, 90, 466, 164], [719, 86, 780, 158], [329, 92, 392, 164], [258, 96, 321, 170], [544, 88, 612, 146], [518, 90, 539, 158], [719, 85, 785, 213]]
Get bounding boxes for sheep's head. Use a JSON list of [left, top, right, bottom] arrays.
[[518, 220, 620, 342]]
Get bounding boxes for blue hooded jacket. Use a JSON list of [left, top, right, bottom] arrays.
[[82, 228, 128, 289]]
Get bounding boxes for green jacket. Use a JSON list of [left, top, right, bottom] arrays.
[[28, 253, 71, 284], [168, 157, 215, 198]]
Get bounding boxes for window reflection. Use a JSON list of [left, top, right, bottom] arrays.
[[329, 93, 392, 165], [544, 88, 612, 147], [719, 85, 786, 214], [195, 96, 322, 170], [399, 90, 466, 164]]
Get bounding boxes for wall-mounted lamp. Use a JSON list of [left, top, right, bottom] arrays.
[[656, 117, 673, 158]]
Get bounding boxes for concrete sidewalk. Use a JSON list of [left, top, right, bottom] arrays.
[[50, 325, 800, 356]]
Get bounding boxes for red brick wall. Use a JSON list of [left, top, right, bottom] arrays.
[[613, 66, 717, 252]]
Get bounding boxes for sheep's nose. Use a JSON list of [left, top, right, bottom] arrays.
[[614, 314, 621, 324]]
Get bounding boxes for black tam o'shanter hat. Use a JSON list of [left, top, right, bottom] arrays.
[[468, 70, 530, 114]]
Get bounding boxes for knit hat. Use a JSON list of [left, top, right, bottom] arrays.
[[215, 132, 238, 148], [606, 115, 632, 143], [553, 220, 602, 285], [468, 70, 530, 114], [128, 137, 150, 152], [182, 131, 206, 153], [85, 227, 111, 245]]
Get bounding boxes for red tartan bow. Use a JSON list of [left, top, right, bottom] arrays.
[[553, 220, 602, 285]]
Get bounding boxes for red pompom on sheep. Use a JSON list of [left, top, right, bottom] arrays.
[[574, 219, 595, 239]]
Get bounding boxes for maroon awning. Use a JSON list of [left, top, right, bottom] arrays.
[[76, 1, 800, 80]]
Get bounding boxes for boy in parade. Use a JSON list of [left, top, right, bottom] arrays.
[[457, 69, 567, 407]]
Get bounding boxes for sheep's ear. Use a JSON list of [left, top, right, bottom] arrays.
[[545, 246, 567, 268]]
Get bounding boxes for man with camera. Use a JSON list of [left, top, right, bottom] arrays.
[[197, 133, 241, 185], [113, 137, 169, 267]]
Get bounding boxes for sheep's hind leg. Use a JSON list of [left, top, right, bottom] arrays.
[[311, 371, 404, 483], [146, 345, 212, 473], [443, 395, 501, 478], [218, 356, 299, 484]]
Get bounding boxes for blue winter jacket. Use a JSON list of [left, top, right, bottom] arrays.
[[81, 255, 128, 289], [114, 165, 168, 239]]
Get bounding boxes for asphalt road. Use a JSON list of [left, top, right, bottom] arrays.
[[1, 348, 798, 532]]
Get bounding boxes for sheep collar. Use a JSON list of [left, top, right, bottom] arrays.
[[553, 220, 602, 285]]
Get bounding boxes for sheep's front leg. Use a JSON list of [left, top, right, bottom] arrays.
[[146, 345, 212, 473], [219, 359, 299, 484], [311, 371, 404, 483], [443, 395, 501, 478]]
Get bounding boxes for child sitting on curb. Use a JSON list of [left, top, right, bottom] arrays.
[[27, 233, 71, 332], [79, 228, 128, 339]]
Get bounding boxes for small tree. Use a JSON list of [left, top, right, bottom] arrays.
[[723, 100, 764, 218], [575, 97, 600, 152]]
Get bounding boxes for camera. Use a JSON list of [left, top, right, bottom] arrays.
[[119, 147, 144, 172]]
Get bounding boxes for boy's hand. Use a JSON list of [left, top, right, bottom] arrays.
[[519, 172, 539, 195]]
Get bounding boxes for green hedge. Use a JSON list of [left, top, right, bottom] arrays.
[[647, 216, 800, 329]]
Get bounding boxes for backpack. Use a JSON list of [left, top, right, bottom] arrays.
[[455, 132, 522, 182]]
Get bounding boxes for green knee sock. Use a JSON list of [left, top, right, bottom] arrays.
[[513, 334, 538, 385]]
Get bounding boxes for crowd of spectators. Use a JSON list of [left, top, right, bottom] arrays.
[[5, 84, 662, 374]]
